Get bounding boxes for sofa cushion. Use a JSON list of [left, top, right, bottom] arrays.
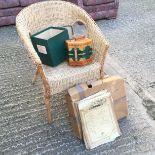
[[0, 7, 23, 17], [0, 0, 20, 9], [84, 1, 118, 13], [83, 0, 114, 6], [19, 0, 43, 7], [0, 16, 16, 26], [89, 9, 118, 20]]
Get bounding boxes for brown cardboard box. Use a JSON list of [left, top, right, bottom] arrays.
[[66, 76, 128, 139]]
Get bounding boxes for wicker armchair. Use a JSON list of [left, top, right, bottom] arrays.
[[16, 1, 109, 124]]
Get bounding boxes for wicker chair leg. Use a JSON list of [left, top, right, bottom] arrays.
[[100, 45, 109, 79], [32, 68, 39, 84], [43, 86, 52, 124], [100, 69, 104, 79], [37, 64, 52, 123]]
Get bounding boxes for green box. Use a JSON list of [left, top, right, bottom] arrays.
[[31, 27, 69, 67]]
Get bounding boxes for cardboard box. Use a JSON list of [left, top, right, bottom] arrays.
[[66, 76, 128, 139]]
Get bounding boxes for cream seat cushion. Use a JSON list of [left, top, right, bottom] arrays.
[[42, 62, 101, 94]]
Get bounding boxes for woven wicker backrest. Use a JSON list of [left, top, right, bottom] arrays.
[[17, 1, 93, 34], [16, 1, 109, 65]]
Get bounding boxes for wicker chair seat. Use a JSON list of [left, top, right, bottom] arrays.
[[43, 62, 101, 94]]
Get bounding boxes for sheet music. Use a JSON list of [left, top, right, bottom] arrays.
[[78, 90, 121, 149]]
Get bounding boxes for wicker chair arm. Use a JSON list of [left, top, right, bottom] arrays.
[[95, 27, 109, 65], [92, 26, 109, 78], [86, 22, 109, 65], [16, 22, 41, 65]]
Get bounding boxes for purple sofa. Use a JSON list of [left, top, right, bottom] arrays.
[[0, 0, 43, 26], [69, 0, 119, 20]]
